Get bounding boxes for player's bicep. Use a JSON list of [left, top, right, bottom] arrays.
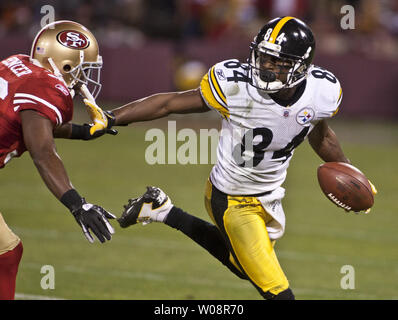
[[308, 120, 349, 163], [20, 110, 56, 159], [308, 120, 327, 152]]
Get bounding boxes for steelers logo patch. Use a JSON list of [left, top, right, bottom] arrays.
[[296, 107, 315, 125]]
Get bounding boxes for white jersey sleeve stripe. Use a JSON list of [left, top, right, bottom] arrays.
[[14, 93, 62, 124], [13, 99, 37, 105]]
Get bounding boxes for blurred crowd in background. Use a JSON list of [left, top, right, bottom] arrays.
[[1, 0, 397, 118], [1, 0, 398, 60]]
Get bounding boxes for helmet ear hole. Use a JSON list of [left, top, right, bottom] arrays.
[[63, 64, 71, 72]]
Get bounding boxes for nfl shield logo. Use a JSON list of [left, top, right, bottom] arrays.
[[283, 111, 289, 117]]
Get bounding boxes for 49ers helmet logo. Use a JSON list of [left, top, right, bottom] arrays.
[[57, 30, 89, 49]]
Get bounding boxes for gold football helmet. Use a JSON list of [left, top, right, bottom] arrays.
[[30, 20, 102, 98]]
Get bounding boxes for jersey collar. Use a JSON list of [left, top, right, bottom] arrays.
[[268, 79, 307, 107]]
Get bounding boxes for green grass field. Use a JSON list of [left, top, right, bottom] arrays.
[[2, 110, 397, 300]]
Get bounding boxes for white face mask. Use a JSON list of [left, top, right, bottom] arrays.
[[66, 51, 103, 99], [249, 46, 309, 93]]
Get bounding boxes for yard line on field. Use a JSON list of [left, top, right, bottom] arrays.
[[277, 250, 398, 267], [12, 226, 203, 252], [21, 262, 252, 291], [289, 223, 398, 244], [15, 293, 65, 300]]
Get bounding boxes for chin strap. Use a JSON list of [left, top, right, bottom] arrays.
[[47, 57, 75, 97], [47, 58, 65, 83]]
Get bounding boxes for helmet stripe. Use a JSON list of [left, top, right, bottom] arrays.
[[268, 16, 294, 44]]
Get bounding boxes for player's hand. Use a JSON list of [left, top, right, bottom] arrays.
[[364, 180, 377, 214], [72, 120, 117, 140], [71, 201, 116, 243], [352, 180, 377, 214], [84, 98, 107, 134], [84, 99, 117, 136]]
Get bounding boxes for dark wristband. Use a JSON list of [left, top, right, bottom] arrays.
[[105, 111, 116, 128], [60, 189, 84, 212], [70, 124, 88, 140]]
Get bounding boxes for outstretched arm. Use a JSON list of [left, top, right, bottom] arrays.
[[111, 88, 209, 126], [20, 110, 115, 243], [308, 120, 350, 163], [21, 110, 73, 199], [56, 88, 209, 140]]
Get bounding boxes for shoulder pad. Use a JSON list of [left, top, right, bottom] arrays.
[[199, 59, 249, 119], [309, 66, 343, 119]]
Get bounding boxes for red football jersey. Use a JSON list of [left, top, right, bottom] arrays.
[[0, 54, 73, 168]]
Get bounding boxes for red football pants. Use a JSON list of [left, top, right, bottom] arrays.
[[0, 241, 23, 300]]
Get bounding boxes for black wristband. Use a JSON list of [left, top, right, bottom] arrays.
[[105, 111, 116, 128], [60, 189, 84, 212], [70, 124, 88, 140]]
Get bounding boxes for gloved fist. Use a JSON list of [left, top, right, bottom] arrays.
[[71, 201, 116, 243], [70, 111, 117, 140], [84, 98, 107, 135], [84, 98, 117, 135]]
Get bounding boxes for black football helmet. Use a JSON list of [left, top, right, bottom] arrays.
[[248, 16, 315, 92]]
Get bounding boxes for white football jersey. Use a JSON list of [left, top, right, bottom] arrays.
[[200, 59, 342, 196]]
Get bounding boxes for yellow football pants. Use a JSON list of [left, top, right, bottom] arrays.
[[204, 179, 289, 296]]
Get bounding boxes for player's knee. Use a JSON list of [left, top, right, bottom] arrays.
[[0, 213, 21, 254]]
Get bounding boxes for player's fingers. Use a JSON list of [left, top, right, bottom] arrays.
[[84, 99, 108, 132], [368, 180, 377, 195], [106, 128, 118, 135], [89, 221, 108, 243], [81, 223, 94, 243], [94, 216, 113, 241], [89, 122, 107, 135]]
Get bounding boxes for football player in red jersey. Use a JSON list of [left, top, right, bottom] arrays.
[[0, 20, 116, 300]]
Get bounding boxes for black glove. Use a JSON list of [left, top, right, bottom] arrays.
[[70, 111, 118, 140], [61, 189, 116, 243]]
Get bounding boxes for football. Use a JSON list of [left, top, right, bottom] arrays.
[[317, 162, 374, 212]]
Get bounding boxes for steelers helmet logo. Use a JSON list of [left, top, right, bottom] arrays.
[[296, 107, 315, 125], [57, 30, 90, 49]]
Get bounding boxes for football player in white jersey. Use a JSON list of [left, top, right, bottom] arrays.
[[102, 16, 375, 299]]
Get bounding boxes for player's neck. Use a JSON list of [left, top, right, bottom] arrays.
[[268, 80, 307, 107], [269, 87, 297, 102]]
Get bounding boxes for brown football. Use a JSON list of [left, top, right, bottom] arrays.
[[317, 162, 374, 212]]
